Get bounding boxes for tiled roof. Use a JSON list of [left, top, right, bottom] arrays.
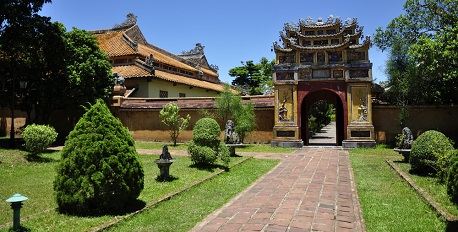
[[201, 67, 218, 77], [119, 95, 274, 110], [137, 44, 198, 73], [94, 31, 137, 57], [154, 70, 225, 92], [111, 62, 226, 92], [112, 64, 152, 78]]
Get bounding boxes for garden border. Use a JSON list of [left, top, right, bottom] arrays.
[[90, 156, 252, 232], [387, 160, 458, 231]]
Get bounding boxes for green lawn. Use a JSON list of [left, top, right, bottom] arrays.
[[135, 141, 295, 153], [135, 141, 187, 150], [108, 158, 279, 232], [396, 162, 458, 217], [0, 149, 246, 231], [350, 147, 446, 232]]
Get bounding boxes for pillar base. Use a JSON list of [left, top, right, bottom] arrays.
[[271, 140, 303, 148], [342, 140, 376, 148]]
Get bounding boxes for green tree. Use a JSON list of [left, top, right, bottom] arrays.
[[0, 0, 55, 145], [215, 86, 256, 142], [54, 100, 144, 214], [159, 102, 190, 146], [0, 0, 114, 142], [229, 57, 274, 95], [215, 85, 242, 124], [234, 103, 255, 143], [374, 0, 458, 105]]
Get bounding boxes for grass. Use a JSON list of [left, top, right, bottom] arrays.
[[135, 141, 296, 153], [108, 158, 279, 232], [396, 162, 458, 217], [350, 147, 446, 231], [0, 148, 246, 231], [135, 141, 187, 150]]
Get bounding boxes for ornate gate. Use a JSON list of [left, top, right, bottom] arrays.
[[271, 16, 376, 148]]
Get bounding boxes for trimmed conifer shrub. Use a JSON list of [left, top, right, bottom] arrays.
[[409, 130, 453, 175], [188, 118, 229, 166], [22, 124, 57, 155], [54, 100, 144, 214]]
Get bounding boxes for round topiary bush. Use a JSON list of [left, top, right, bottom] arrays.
[[54, 100, 144, 214], [22, 124, 58, 155], [409, 130, 453, 175], [188, 118, 229, 166], [446, 154, 458, 204]]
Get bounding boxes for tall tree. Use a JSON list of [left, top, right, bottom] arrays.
[[374, 0, 458, 105], [229, 57, 274, 95], [0, 0, 53, 145], [0, 0, 114, 143]]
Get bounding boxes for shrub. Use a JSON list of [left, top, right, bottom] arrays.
[[22, 124, 58, 155], [409, 130, 453, 175], [54, 100, 144, 214], [188, 118, 229, 166], [438, 149, 458, 182], [446, 154, 458, 204]]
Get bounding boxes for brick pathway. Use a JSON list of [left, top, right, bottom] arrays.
[[192, 148, 364, 232]]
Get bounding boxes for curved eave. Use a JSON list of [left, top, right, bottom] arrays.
[[273, 43, 293, 53], [292, 25, 361, 39], [349, 36, 371, 49], [290, 38, 351, 51], [299, 21, 342, 29]]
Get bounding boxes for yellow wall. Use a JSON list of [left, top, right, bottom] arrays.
[[125, 78, 220, 98]]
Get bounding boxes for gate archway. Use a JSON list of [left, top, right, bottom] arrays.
[[299, 87, 346, 145], [270, 16, 376, 148]]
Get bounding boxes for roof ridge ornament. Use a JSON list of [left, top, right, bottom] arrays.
[[181, 43, 205, 56], [113, 13, 137, 29]]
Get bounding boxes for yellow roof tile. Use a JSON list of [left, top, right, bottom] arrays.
[[94, 31, 137, 57], [112, 65, 152, 78], [137, 44, 198, 73], [154, 70, 225, 92]]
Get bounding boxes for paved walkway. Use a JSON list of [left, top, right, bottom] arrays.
[[309, 122, 337, 146], [193, 148, 364, 232]]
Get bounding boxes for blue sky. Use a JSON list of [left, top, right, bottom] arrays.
[[41, 0, 405, 84]]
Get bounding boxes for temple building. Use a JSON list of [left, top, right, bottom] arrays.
[[271, 16, 375, 148], [93, 14, 226, 98]]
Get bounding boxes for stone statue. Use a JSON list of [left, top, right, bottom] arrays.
[[114, 73, 125, 86], [279, 99, 288, 121], [159, 145, 173, 160], [358, 97, 368, 122], [145, 54, 154, 67], [225, 120, 240, 144], [398, 127, 413, 149]]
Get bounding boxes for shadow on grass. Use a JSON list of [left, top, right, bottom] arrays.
[[393, 160, 409, 164], [8, 225, 31, 232], [25, 154, 57, 163], [447, 220, 458, 232], [189, 163, 229, 172], [155, 175, 179, 182], [58, 199, 146, 217]]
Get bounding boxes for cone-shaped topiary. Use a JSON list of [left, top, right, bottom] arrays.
[[409, 130, 453, 175], [188, 118, 229, 166], [54, 99, 144, 214]]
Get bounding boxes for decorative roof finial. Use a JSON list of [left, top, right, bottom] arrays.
[[113, 13, 137, 29], [181, 43, 205, 55]]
